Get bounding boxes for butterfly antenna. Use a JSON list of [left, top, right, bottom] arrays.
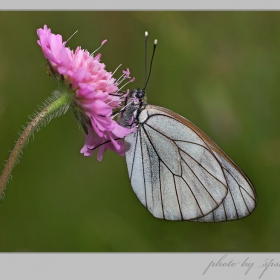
[[143, 38, 158, 90], [144, 31, 148, 87]]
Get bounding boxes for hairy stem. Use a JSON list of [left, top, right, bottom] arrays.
[[0, 93, 70, 198]]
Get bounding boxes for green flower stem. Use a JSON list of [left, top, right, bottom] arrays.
[[0, 93, 70, 198]]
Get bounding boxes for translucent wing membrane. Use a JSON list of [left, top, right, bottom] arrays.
[[124, 105, 257, 222], [192, 151, 256, 222]]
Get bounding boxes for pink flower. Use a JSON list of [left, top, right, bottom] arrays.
[[123, 68, 131, 79], [37, 25, 134, 160]]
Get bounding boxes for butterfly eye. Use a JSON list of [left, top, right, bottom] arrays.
[[130, 89, 138, 98], [136, 89, 145, 99]]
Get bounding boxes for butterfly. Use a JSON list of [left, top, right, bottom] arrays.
[[117, 36, 257, 222]]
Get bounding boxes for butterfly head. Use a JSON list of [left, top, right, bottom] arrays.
[[130, 88, 146, 101], [118, 32, 157, 129], [117, 88, 147, 129]]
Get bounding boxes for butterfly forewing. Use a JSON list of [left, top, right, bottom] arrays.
[[124, 104, 256, 222]]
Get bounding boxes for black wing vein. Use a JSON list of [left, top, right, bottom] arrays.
[[139, 129, 147, 207], [180, 155, 220, 207], [129, 129, 139, 180], [172, 174, 183, 220], [180, 175, 204, 217]]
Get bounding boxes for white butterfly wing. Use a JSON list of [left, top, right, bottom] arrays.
[[125, 105, 256, 222]]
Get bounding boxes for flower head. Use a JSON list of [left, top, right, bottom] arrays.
[[37, 25, 134, 160]]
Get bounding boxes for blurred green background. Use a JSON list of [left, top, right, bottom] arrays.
[[0, 11, 279, 252]]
